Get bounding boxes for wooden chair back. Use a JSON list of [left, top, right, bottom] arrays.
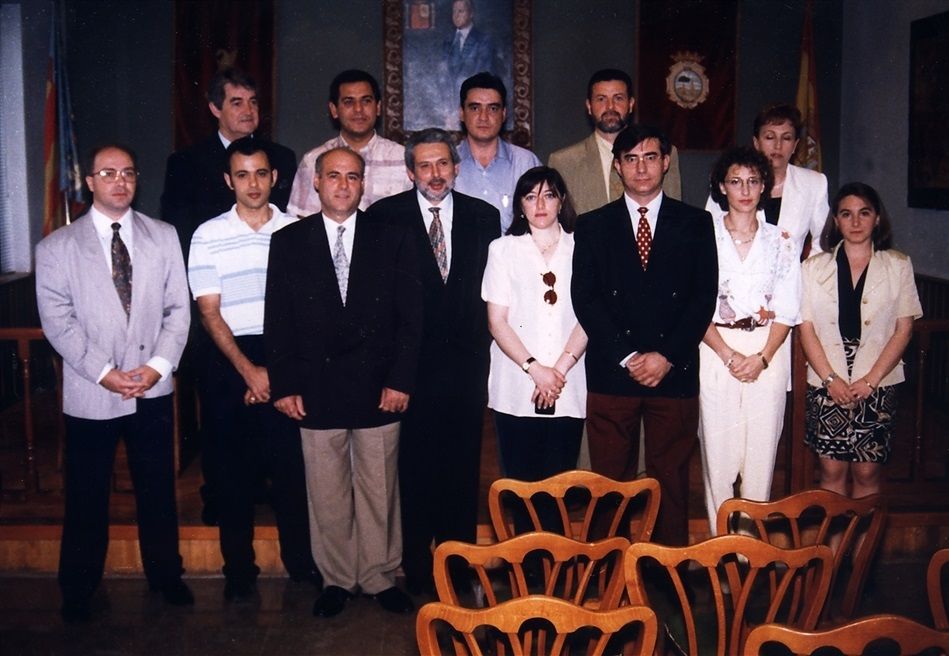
[[416, 595, 658, 656], [745, 614, 949, 655], [929, 548, 949, 630], [625, 535, 833, 656], [488, 470, 660, 542], [433, 533, 629, 610], [716, 489, 886, 620]]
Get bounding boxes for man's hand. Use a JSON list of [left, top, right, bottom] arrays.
[[627, 352, 672, 387], [379, 388, 410, 413], [126, 365, 161, 397], [274, 395, 307, 420], [242, 365, 271, 404], [100, 369, 143, 400]]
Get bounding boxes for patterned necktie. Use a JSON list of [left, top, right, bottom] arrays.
[[332, 225, 349, 305], [428, 207, 449, 282], [111, 222, 132, 317], [636, 207, 652, 271]]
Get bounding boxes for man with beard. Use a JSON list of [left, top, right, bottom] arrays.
[[366, 128, 500, 595], [549, 69, 682, 214]]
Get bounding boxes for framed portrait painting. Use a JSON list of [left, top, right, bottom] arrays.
[[908, 9, 949, 210], [382, 0, 533, 147]]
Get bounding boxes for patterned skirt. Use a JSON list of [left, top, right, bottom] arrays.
[[805, 337, 898, 464]]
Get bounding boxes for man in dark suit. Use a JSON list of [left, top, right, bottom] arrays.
[[366, 128, 500, 595], [444, 0, 497, 93], [36, 144, 193, 622], [265, 148, 422, 618], [571, 125, 717, 546]]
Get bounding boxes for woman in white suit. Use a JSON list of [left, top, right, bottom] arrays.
[[706, 104, 828, 258], [800, 182, 922, 498]]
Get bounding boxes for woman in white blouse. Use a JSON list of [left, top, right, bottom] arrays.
[[699, 147, 802, 533], [481, 167, 587, 498]]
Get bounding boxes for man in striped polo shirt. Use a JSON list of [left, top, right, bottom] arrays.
[[188, 137, 322, 601]]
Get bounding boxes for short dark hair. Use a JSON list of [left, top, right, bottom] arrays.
[[587, 69, 633, 99], [314, 146, 366, 177], [223, 137, 272, 174], [329, 69, 381, 105], [611, 124, 671, 159], [821, 182, 894, 252], [207, 68, 257, 110], [460, 71, 506, 107], [508, 166, 577, 236], [709, 146, 774, 212], [753, 103, 803, 140], [84, 143, 137, 176], [405, 128, 460, 170]]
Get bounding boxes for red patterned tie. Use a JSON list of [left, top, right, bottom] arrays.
[[636, 206, 652, 270]]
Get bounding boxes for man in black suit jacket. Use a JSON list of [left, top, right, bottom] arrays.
[[265, 148, 422, 618], [572, 125, 717, 545], [366, 128, 500, 595]]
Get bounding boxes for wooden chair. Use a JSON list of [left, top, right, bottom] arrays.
[[929, 548, 949, 630], [716, 489, 886, 620], [745, 614, 949, 655], [625, 535, 833, 656], [433, 533, 629, 610], [488, 470, 660, 543], [416, 595, 658, 656]]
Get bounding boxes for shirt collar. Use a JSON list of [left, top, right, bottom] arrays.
[[337, 131, 378, 153], [459, 137, 510, 164], [227, 203, 285, 232], [416, 190, 454, 221], [322, 212, 357, 232], [90, 206, 134, 239]]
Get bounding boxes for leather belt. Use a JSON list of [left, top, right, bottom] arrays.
[[714, 317, 763, 331]]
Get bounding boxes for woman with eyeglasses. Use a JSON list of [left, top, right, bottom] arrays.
[[800, 183, 922, 498], [699, 146, 802, 533], [481, 166, 587, 486]]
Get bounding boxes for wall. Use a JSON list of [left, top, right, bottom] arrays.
[[839, 0, 949, 280]]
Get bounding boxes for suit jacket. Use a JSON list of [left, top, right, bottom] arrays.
[[801, 246, 922, 388], [365, 189, 500, 395], [264, 211, 423, 429], [571, 196, 717, 397], [549, 133, 683, 215], [444, 26, 496, 82], [35, 211, 191, 420], [160, 133, 297, 257], [705, 163, 829, 256]]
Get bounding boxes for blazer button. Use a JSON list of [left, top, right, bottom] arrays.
[[862, 298, 868, 304], [612, 290, 618, 296], [864, 320, 871, 325], [139, 345, 145, 351], [625, 330, 631, 336]]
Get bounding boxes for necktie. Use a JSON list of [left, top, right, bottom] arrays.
[[333, 225, 349, 305], [636, 207, 652, 271], [111, 222, 132, 317], [428, 207, 449, 282]]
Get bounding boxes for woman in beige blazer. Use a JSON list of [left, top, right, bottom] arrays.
[[799, 182, 922, 498]]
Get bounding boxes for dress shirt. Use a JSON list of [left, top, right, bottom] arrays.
[[90, 206, 172, 382], [188, 204, 298, 336], [595, 133, 615, 199], [417, 190, 453, 271], [455, 24, 472, 49], [218, 131, 232, 149], [322, 212, 357, 263], [455, 138, 541, 234], [288, 132, 410, 217], [618, 192, 663, 367], [481, 231, 586, 418]]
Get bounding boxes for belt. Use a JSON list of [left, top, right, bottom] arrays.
[[714, 317, 764, 331]]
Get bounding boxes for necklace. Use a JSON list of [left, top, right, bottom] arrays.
[[724, 214, 757, 246]]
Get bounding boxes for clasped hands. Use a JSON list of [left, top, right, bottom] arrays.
[[825, 375, 876, 408], [627, 352, 671, 388], [274, 387, 410, 421], [722, 350, 765, 383], [529, 362, 566, 408], [100, 366, 160, 400]]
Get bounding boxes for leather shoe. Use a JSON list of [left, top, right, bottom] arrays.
[[374, 586, 414, 614], [312, 585, 351, 618], [160, 580, 195, 606], [224, 578, 256, 601], [61, 598, 92, 623]]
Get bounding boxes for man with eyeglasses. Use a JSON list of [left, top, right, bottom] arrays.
[[36, 144, 193, 622], [571, 125, 717, 546]]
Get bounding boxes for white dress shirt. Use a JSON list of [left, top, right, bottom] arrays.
[[417, 190, 453, 272], [322, 212, 357, 262], [618, 192, 663, 366]]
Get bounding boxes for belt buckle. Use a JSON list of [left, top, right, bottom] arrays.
[[742, 323, 755, 332]]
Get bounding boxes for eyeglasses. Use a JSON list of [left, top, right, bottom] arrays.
[[725, 177, 762, 189], [542, 271, 557, 305], [91, 168, 139, 183]]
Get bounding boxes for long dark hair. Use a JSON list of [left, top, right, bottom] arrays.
[[820, 182, 894, 252], [508, 167, 577, 235]]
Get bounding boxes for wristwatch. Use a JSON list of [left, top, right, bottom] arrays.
[[521, 357, 536, 373], [821, 372, 837, 388]]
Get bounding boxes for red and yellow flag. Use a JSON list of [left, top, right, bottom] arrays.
[[795, 0, 822, 172]]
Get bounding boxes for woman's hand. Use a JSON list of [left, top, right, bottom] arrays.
[[727, 352, 764, 383], [528, 363, 565, 403], [826, 376, 856, 407], [848, 377, 876, 403]]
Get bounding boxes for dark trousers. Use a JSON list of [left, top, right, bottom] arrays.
[[399, 389, 485, 586], [59, 396, 182, 603], [202, 336, 316, 582], [586, 392, 698, 546]]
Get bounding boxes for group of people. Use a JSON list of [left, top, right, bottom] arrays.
[[35, 60, 922, 625]]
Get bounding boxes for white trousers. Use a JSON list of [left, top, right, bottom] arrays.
[[299, 422, 402, 594], [699, 330, 790, 535]]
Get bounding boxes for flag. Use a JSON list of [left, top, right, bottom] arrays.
[[795, 0, 822, 172], [42, 0, 82, 236]]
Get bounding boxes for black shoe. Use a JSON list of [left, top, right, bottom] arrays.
[[290, 569, 324, 591], [160, 580, 195, 606], [61, 598, 92, 623], [312, 585, 351, 618], [374, 586, 414, 614], [405, 575, 435, 597], [224, 578, 256, 601]]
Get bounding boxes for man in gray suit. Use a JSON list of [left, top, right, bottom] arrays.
[[549, 69, 682, 214], [36, 144, 193, 622]]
